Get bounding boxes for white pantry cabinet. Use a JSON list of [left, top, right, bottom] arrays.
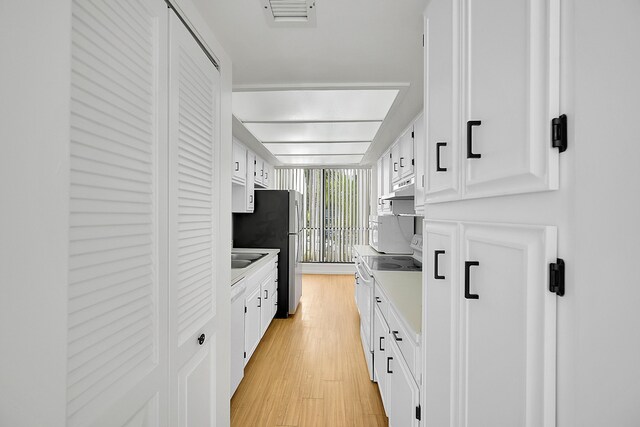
[[424, 0, 561, 203], [423, 220, 558, 427], [167, 11, 220, 427]]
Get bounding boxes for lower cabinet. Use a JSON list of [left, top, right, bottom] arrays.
[[374, 306, 389, 409], [423, 220, 559, 427], [244, 286, 262, 364]]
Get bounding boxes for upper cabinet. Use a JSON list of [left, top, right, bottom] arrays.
[[397, 127, 415, 181], [232, 141, 274, 213], [376, 151, 392, 215], [232, 140, 247, 185], [413, 113, 425, 214], [424, 0, 561, 204]]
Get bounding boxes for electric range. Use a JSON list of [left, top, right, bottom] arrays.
[[360, 255, 422, 272]]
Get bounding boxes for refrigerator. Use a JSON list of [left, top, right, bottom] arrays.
[[233, 190, 303, 318]]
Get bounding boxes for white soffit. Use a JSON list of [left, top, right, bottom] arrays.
[[264, 142, 370, 156], [244, 121, 381, 143], [233, 89, 399, 122], [277, 155, 364, 165]]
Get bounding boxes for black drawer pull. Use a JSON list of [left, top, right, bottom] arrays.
[[392, 330, 402, 342], [197, 333, 205, 345], [375, 297, 382, 304], [465, 261, 480, 299], [379, 336, 385, 351], [467, 121, 482, 159], [400, 157, 405, 168], [387, 356, 393, 374], [436, 142, 447, 172], [234, 161, 239, 171], [434, 250, 445, 280], [393, 162, 398, 172], [264, 290, 268, 299], [258, 296, 262, 307]]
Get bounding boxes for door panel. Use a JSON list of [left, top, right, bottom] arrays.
[[68, 0, 168, 425], [373, 306, 389, 411], [462, 0, 560, 198], [423, 220, 459, 427], [244, 286, 261, 363], [460, 223, 557, 427], [425, 0, 460, 203], [168, 10, 219, 427], [387, 339, 420, 427]]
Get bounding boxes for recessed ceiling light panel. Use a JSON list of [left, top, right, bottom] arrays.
[[245, 121, 381, 143], [277, 155, 364, 165], [265, 142, 370, 155]]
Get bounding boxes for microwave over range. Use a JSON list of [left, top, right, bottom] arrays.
[[368, 215, 414, 254]]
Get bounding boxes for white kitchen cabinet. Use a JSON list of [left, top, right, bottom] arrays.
[[423, 221, 458, 427], [254, 154, 264, 187], [423, 220, 558, 427], [387, 338, 420, 427], [424, 0, 560, 203], [259, 271, 275, 337], [413, 113, 426, 214], [374, 305, 389, 411], [230, 280, 246, 396], [232, 144, 255, 213], [168, 11, 219, 427], [377, 151, 392, 215], [244, 286, 261, 364], [246, 149, 255, 211], [397, 126, 415, 181], [232, 140, 247, 184], [424, 0, 460, 203], [390, 142, 401, 184]]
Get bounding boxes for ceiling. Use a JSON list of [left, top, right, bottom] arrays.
[[192, 0, 428, 166]]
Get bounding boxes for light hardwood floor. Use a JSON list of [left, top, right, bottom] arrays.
[[231, 274, 388, 427]]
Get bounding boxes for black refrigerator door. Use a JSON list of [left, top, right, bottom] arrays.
[[233, 190, 291, 318]]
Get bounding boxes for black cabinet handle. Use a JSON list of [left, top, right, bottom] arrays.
[[387, 357, 393, 374], [465, 261, 480, 299], [392, 330, 402, 342], [400, 157, 405, 168], [264, 290, 268, 299], [467, 121, 482, 159], [258, 296, 262, 307], [434, 250, 446, 280], [393, 162, 398, 172], [379, 336, 385, 351], [265, 172, 268, 180], [234, 161, 239, 171], [249, 195, 253, 203], [436, 142, 447, 172], [375, 297, 382, 304], [197, 333, 205, 345]]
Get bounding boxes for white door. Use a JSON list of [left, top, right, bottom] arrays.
[[460, 222, 557, 427], [244, 286, 262, 363], [423, 220, 458, 427], [424, 0, 460, 203], [232, 141, 246, 184], [461, 0, 560, 199], [413, 114, 426, 213], [68, 0, 168, 425], [260, 273, 273, 337], [168, 11, 219, 427], [373, 306, 389, 411], [387, 339, 420, 427], [399, 127, 414, 179]]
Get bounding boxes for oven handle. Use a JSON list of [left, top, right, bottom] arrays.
[[355, 261, 373, 284]]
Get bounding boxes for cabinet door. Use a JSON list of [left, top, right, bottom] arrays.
[[461, 0, 560, 199], [424, 0, 460, 203], [260, 273, 273, 337], [413, 114, 426, 213], [246, 151, 255, 212], [244, 286, 261, 364], [373, 306, 389, 411], [423, 221, 459, 427], [459, 223, 557, 427], [254, 155, 264, 186], [168, 11, 219, 427], [387, 339, 420, 427], [390, 143, 401, 184], [68, 0, 169, 425], [399, 127, 414, 179], [232, 141, 246, 184]]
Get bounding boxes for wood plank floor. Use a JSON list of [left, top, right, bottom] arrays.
[[231, 274, 388, 427]]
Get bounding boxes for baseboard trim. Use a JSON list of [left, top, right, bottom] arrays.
[[301, 263, 355, 275]]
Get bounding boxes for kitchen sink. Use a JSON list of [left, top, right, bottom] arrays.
[[232, 253, 266, 261], [231, 252, 267, 269]]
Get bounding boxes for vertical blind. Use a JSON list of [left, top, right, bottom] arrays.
[[276, 168, 370, 263]]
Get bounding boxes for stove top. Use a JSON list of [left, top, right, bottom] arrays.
[[361, 255, 422, 272]]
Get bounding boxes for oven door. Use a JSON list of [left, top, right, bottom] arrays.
[[355, 260, 374, 349]]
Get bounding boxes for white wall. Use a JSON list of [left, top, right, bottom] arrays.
[[425, 0, 640, 424], [0, 2, 71, 425]]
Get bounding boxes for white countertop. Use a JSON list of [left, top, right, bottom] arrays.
[[231, 248, 280, 285], [373, 271, 422, 337], [353, 244, 422, 337]]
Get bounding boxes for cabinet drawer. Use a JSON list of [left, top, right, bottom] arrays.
[[388, 306, 419, 379], [374, 284, 389, 321]]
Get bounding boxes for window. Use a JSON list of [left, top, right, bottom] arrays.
[[275, 168, 371, 263]]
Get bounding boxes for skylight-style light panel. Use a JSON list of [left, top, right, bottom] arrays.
[[233, 89, 399, 122], [264, 142, 370, 156], [277, 155, 364, 165], [245, 121, 381, 143]]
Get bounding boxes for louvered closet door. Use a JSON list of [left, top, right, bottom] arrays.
[[68, 0, 168, 426], [168, 10, 220, 427]]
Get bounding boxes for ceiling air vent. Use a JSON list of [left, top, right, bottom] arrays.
[[262, 0, 317, 27]]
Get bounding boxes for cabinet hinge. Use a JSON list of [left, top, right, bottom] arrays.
[[551, 114, 568, 153], [416, 405, 421, 421], [549, 258, 565, 296]]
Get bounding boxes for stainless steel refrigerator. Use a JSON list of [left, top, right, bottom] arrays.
[[232, 190, 303, 318]]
